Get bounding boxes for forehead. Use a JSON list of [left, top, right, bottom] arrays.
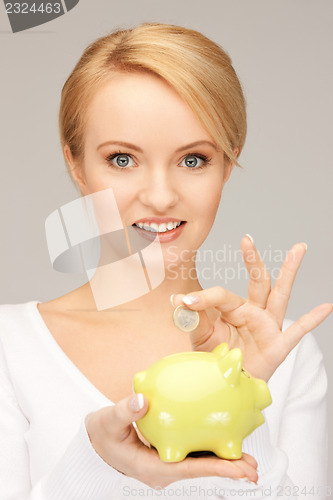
[[84, 71, 213, 147]]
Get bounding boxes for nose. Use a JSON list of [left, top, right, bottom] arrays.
[[138, 167, 179, 212]]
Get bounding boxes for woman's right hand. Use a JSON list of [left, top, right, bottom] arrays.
[[84, 393, 258, 489]]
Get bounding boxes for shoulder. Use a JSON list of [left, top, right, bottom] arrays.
[[281, 316, 324, 368], [268, 317, 326, 397], [0, 300, 38, 323], [0, 300, 40, 344], [265, 317, 327, 438], [0, 302, 37, 380]]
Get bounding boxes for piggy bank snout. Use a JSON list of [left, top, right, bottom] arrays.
[[255, 378, 272, 410], [133, 370, 146, 387]]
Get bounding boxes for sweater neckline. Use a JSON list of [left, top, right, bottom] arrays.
[[29, 300, 115, 408]]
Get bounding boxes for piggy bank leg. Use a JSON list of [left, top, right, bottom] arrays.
[[156, 442, 188, 463], [214, 440, 242, 460]]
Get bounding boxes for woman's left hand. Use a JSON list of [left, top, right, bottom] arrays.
[[172, 236, 333, 382]]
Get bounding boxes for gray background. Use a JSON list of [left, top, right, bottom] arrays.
[[1, 0, 332, 485]]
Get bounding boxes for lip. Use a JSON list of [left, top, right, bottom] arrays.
[[132, 220, 187, 243], [132, 217, 184, 225]]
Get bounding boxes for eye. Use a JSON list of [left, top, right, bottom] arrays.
[[105, 151, 136, 169], [180, 153, 212, 170]]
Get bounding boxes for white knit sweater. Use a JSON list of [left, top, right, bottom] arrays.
[[0, 301, 328, 499]]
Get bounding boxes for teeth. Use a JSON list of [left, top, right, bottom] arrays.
[[135, 221, 182, 232]]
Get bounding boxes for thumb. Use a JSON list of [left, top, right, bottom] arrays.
[[172, 293, 218, 351], [98, 393, 149, 441], [109, 393, 148, 436], [128, 393, 148, 420]]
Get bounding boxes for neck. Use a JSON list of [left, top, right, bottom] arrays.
[[78, 259, 201, 317]]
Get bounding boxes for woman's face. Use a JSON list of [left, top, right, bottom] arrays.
[[68, 71, 233, 269]]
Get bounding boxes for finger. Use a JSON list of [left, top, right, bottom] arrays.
[[241, 234, 271, 309], [229, 456, 259, 484], [241, 452, 258, 470], [172, 293, 230, 352], [157, 453, 258, 486], [182, 454, 258, 484], [266, 243, 307, 328], [176, 286, 247, 326], [283, 302, 333, 352], [98, 394, 149, 441]]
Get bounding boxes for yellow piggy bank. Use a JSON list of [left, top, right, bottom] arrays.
[[133, 343, 272, 462]]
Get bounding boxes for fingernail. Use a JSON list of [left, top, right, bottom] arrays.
[[245, 233, 254, 244], [170, 294, 175, 307], [130, 393, 144, 412], [301, 242, 308, 251], [238, 478, 257, 485], [183, 295, 199, 305]]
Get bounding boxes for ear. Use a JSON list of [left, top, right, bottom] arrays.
[[64, 145, 89, 196], [223, 147, 239, 183], [218, 348, 242, 387], [223, 161, 234, 183]]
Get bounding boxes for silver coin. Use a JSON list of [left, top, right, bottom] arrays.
[[173, 305, 200, 332]]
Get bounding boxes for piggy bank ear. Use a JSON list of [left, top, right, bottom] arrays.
[[133, 370, 147, 391], [212, 343, 229, 358], [218, 348, 243, 387]]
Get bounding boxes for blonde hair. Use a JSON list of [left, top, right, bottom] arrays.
[[59, 22, 247, 182]]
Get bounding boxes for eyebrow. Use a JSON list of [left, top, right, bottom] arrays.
[[97, 140, 218, 153]]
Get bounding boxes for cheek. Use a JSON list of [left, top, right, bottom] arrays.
[[84, 168, 111, 192], [191, 174, 224, 220], [82, 145, 112, 191], [82, 159, 128, 202], [187, 173, 224, 249]]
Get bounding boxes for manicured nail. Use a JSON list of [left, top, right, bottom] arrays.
[[245, 233, 254, 244], [130, 393, 144, 412], [301, 242, 308, 251], [170, 294, 175, 307], [238, 477, 257, 485], [183, 295, 199, 305]]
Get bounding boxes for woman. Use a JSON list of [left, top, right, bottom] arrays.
[[0, 22, 331, 499]]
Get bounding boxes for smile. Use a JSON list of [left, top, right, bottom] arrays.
[[131, 220, 187, 242], [134, 221, 182, 233]]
